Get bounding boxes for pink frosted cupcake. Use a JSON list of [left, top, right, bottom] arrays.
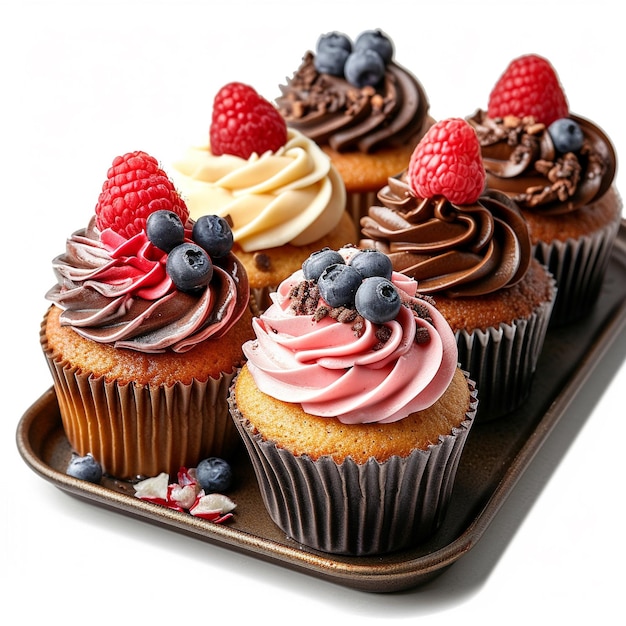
[[229, 246, 477, 555], [467, 53, 621, 326]]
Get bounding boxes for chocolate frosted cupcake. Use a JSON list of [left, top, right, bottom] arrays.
[[229, 246, 477, 556], [467, 53, 621, 326], [361, 118, 556, 421], [169, 82, 357, 315], [275, 29, 433, 224], [42, 151, 254, 480]]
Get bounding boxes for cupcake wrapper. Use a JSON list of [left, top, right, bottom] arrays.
[[41, 323, 239, 480], [249, 286, 277, 319], [533, 212, 621, 327], [229, 374, 478, 556], [455, 274, 556, 421], [346, 190, 378, 227]]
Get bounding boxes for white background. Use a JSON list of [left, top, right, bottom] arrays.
[[2, 1, 625, 623]]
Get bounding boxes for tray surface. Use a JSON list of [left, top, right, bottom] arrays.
[[16, 222, 626, 593]]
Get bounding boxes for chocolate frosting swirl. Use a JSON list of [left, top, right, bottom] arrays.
[[360, 175, 532, 297], [46, 217, 249, 353], [467, 110, 617, 215], [275, 51, 429, 154]]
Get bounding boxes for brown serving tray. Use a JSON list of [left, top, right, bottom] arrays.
[[17, 221, 626, 593]]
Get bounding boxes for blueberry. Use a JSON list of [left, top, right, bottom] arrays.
[[314, 45, 350, 76], [146, 210, 185, 252], [548, 118, 585, 153], [66, 453, 102, 484], [316, 31, 352, 54], [355, 276, 401, 324], [317, 263, 362, 307], [196, 457, 233, 493], [349, 249, 393, 280], [354, 29, 394, 64], [192, 214, 234, 258], [344, 49, 386, 88], [166, 242, 213, 292], [302, 248, 345, 281]]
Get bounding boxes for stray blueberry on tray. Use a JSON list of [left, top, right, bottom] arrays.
[[66, 453, 103, 484], [196, 457, 233, 493]]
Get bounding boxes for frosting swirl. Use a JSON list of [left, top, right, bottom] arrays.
[[242, 260, 458, 424], [170, 129, 346, 252], [467, 110, 617, 215], [360, 175, 532, 297], [46, 217, 249, 353], [275, 51, 430, 154]]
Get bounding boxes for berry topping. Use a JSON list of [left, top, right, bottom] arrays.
[[408, 118, 486, 205], [548, 118, 584, 153], [210, 82, 288, 160], [302, 248, 345, 281], [146, 209, 185, 252], [355, 276, 401, 324], [344, 48, 386, 88], [166, 242, 213, 292], [348, 248, 393, 280], [95, 151, 189, 239], [317, 263, 363, 307], [66, 453, 102, 484], [192, 214, 234, 259], [316, 31, 352, 54], [196, 457, 233, 493], [487, 53, 569, 126], [315, 31, 352, 75], [353, 29, 394, 64]]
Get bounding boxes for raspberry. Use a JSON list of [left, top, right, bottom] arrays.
[[94, 151, 189, 239], [487, 54, 569, 126], [210, 82, 288, 159], [407, 118, 486, 205]]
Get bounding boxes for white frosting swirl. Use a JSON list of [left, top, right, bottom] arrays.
[[170, 129, 346, 252]]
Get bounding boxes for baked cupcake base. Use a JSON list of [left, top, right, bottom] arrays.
[[522, 186, 622, 326], [434, 260, 556, 421], [229, 365, 477, 556], [41, 305, 254, 479]]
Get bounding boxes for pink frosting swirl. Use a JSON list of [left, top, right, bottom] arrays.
[[242, 265, 458, 424], [46, 217, 249, 353]]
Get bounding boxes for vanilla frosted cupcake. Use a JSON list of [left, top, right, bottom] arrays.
[[229, 246, 477, 556], [275, 29, 433, 224], [361, 118, 556, 421], [467, 53, 621, 326], [42, 150, 254, 480], [169, 82, 357, 315]]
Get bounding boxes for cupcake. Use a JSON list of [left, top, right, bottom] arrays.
[[274, 29, 434, 224], [169, 82, 357, 315], [42, 150, 254, 480], [466, 53, 621, 326], [360, 118, 556, 421], [229, 246, 478, 556]]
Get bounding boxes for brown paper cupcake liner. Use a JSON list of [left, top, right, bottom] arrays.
[[40, 322, 240, 480], [346, 190, 379, 227], [228, 373, 478, 556], [455, 275, 556, 421], [533, 211, 621, 327]]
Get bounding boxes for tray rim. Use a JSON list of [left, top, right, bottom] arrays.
[[16, 221, 626, 593]]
